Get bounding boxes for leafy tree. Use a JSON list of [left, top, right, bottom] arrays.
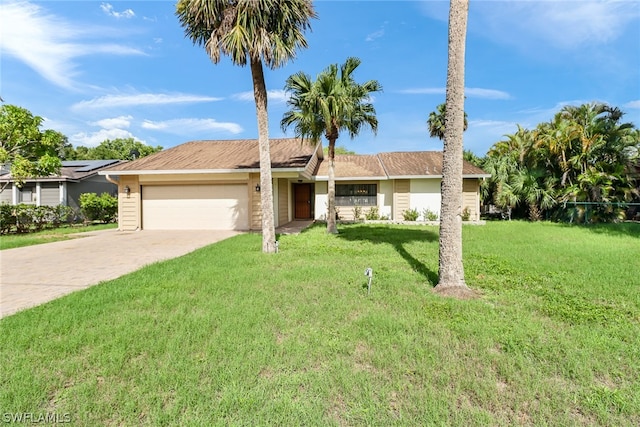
[[0, 105, 64, 189], [88, 138, 161, 160], [427, 102, 468, 141], [62, 145, 90, 160], [176, 0, 316, 253], [281, 57, 382, 234], [435, 0, 472, 296], [323, 145, 356, 156]]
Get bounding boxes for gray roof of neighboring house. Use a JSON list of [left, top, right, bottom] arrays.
[[0, 159, 123, 182]]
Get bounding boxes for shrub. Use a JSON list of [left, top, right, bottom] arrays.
[[12, 204, 37, 233], [80, 193, 118, 223], [462, 207, 471, 221], [365, 206, 380, 220], [51, 205, 77, 227], [0, 203, 16, 234], [352, 205, 363, 220], [31, 205, 51, 232], [402, 208, 419, 221], [0, 203, 81, 234], [422, 208, 439, 221]]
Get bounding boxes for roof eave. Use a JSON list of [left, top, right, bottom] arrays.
[[387, 175, 441, 179], [463, 174, 492, 179], [313, 176, 388, 181], [0, 177, 80, 183]]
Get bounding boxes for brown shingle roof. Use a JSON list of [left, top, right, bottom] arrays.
[[315, 151, 488, 178], [315, 155, 386, 178], [107, 138, 316, 172], [103, 139, 489, 179], [378, 151, 488, 176]]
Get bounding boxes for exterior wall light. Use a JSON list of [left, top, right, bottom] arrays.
[[255, 184, 261, 192], [124, 185, 131, 195]]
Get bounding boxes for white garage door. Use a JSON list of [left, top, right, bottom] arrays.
[[142, 184, 249, 230]]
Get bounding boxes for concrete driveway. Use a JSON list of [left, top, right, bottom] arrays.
[[0, 229, 240, 319]]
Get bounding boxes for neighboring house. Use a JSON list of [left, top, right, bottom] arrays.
[[100, 138, 490, 231], [0, 160, 122, 210]]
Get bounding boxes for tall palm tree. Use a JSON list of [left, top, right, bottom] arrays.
[[427, 102, 468, 141], [281, 57, 382, 234], [176, 0, 316, 253], [434, 0, 471, 296]]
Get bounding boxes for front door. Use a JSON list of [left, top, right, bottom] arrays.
[[294, 184, 312, 219]]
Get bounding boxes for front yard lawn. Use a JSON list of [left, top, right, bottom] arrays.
[[0, 223, 117, 250], [1, 222, 638, 425]]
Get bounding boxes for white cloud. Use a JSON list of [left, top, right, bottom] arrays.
[[420, 1, 639, 50], [465, 88, 512, 100], [625, 100, 640, 109], [465, 119, 520, 155], [422, 1, 640, 51], [365, 29, 385, 42], [90, 116, 133, 129], [398, 87, 511, 100], [399, 88, 445, 95], [0, 1, 145, 89], [100, 3, 135, 19], [232, 90, 288, 104], [71, 128, 141, 147], [141, 118, 243, 135], [72, 93, 223, 110]]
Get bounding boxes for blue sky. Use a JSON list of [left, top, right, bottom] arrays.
[[1, 0, 639, 156]]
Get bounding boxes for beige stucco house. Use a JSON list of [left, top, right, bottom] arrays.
[[100, 138, 489, 231]]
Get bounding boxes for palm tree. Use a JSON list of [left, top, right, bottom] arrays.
[[434, 0, 472, 297], [535, 102, 639, 213], [176, 0, 316, 253], [281, 57, 382, 234], [427, 102, 468, 140], [511, 167, 557, 221]]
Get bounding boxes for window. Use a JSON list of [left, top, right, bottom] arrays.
[[335, 184, 377, 206], [19, 187, 34, 203]]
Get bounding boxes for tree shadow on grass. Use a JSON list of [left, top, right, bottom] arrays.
[[557, 221, 640, 239], [336, 224, 439, 286]]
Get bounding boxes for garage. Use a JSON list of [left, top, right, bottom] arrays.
[[142, 184, 249, 230]]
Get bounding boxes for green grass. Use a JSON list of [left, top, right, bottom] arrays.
[[0, 223, 117, 250], [1, 222, 638, 425]]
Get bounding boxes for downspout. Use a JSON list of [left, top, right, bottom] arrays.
[[104, 174, 119, 186], [104, 174, 127, 231]]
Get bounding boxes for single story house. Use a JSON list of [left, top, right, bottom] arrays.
[[100, 138, 489, 231], [0, 160, 123, 210]]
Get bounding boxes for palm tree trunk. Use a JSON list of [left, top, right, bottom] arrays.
[[326, 140, 338, 234], [435, 0, 471, 295], [250, 57, 277, 253]]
